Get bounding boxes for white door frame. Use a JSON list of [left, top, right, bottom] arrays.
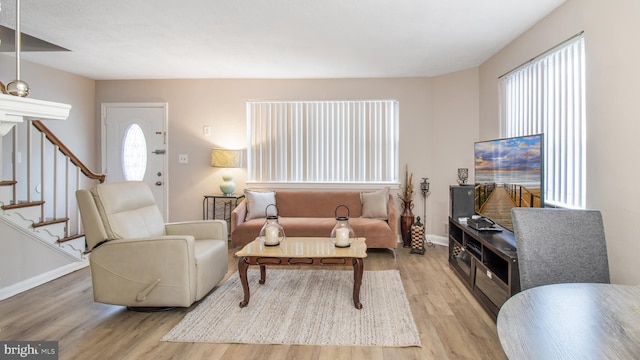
[[100, 102, 169, 219]]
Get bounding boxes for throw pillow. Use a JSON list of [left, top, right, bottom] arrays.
[[244, 190, 276, 220], [360, 187, 389, 220]]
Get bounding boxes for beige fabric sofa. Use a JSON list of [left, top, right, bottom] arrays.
[[231, 190, 398, 250], [76, 181, 228, 308]]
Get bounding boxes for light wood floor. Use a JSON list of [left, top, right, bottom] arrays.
[[0, 244, 507, 360]]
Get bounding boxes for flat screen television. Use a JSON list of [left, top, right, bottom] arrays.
[[474, 134, 544, 232]]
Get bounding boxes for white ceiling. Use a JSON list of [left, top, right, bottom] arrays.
[[0, 0, 565, 80]]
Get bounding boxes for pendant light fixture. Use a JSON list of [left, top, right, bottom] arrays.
[[6, 0, 31, 97]]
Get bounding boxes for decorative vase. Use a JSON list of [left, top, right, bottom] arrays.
[[400, 200, 415, 247]]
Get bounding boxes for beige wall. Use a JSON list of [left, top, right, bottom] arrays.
[[431, 68, 480, 236], [96, 78, 460, 233], [479, 0, 640, 284], [0, 54, 97, 176]]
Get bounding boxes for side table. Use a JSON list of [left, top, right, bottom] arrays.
[[202, 194, 244, 239], [203, 194, 245, 231]]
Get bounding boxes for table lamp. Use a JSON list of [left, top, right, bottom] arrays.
[[211, 149, 243, 195]]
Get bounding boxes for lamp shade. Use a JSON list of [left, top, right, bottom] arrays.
[[211, 149, 243, 168]]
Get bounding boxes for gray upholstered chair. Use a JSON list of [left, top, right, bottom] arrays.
[[76, 181, 228, 308], [511, 208, 610, 291]]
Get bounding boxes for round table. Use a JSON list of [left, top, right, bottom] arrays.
[[497, 283, 640, 359]]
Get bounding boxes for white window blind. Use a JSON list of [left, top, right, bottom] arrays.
[[500, 33, 586, 208], [247, 100, 399, 186]]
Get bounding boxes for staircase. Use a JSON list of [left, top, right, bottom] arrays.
[[0, 118, 105, 300]]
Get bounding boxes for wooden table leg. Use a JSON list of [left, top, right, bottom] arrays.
[[353, 257, 364, 309], [238, 257, 250, 307], [259, 265, 266, 284]]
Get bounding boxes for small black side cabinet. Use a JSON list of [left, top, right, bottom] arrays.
[[448, 217, 520, 320]]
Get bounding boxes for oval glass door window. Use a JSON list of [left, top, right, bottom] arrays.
[[122, 123, 147, 181]]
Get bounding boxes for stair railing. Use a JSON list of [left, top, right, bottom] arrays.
[[1, 119, 105, 247], [31, 120, 105, 183]]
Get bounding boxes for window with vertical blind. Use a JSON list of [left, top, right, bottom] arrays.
[[246, 100, 399, 187], [500, 33, 586, 209]]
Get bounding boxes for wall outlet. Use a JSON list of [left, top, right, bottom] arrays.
[[444, 222, 449, 235], [178, 154, 189, 164], [203, 125, 211, 137]]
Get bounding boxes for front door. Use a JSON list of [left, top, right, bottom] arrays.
[[102, 103, 168, 219]]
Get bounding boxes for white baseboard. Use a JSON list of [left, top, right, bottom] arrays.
[[0, 261, 88, 301], [427, 234, 448, 247], [397, 234, 448, 247]]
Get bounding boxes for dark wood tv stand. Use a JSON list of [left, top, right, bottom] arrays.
[[448, 217, 520, 320]]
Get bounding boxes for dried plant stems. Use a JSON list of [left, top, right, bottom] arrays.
[[398, 164, 414, 202]]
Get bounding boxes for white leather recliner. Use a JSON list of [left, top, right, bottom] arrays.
[[76, 181, 228, 308]]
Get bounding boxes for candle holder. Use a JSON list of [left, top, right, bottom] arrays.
[[457, 168, 469, 185], [330, 205, 355, 248], [419, 177, 435, 249], [258, 204, 285, 246], [420, 177, 430, 198]]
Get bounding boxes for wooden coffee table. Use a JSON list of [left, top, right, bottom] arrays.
[[235, 236, 367, 309]]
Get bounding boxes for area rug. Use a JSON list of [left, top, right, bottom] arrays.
[[162, 269, 421, 347]]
